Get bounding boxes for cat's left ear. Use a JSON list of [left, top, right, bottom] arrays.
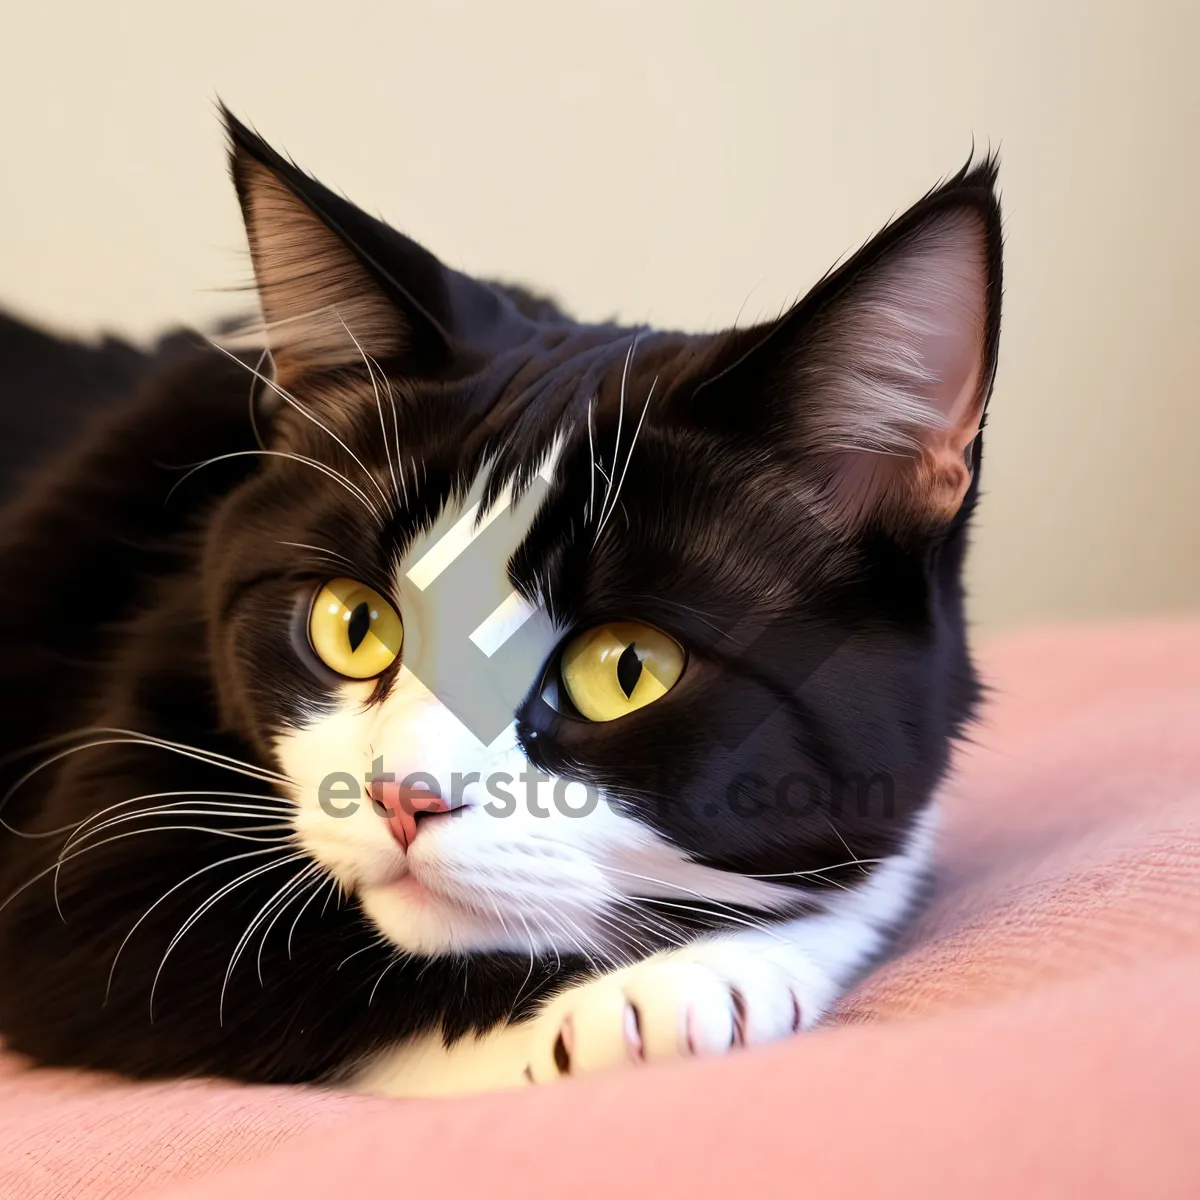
[[696, 158, 1002, 531], [222, 107, 462, 384]]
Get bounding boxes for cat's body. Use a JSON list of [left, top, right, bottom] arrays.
[[0, 114, 999, 1093]]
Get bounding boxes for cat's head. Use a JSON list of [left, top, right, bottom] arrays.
[[204, 110, 1000, 962]]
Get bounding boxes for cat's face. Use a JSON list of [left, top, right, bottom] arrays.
[[201, 112, 1000, 965]]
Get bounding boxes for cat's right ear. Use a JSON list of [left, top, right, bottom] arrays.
[[689, 158, 1002, 535], [223, 107, 457, 384]]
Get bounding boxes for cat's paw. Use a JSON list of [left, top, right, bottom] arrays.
[[524, 943, 815, 1082]]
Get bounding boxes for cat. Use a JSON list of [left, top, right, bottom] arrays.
[[0, 109, 1000, 1096]]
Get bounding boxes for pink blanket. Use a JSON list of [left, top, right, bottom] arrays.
[[3, 618, 1198, 1198]]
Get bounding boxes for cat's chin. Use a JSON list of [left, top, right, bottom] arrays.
[[358, 875, 520, 957], [385, 872, 437, 906]]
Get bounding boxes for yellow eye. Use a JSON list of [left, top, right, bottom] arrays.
[[309, 578, 403, 680], [559, 622, 685, 722]]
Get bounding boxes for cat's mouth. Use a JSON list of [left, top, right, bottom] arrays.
[[361, 785, 488, 914]]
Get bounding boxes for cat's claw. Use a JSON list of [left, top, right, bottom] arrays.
[[524, 945, 809, 1083]]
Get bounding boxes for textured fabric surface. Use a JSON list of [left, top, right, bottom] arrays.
[[1, 617, 1197, 1199]]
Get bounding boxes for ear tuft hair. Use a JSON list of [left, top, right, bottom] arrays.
[[701, 155, 1002, 531], [799, 200, 996, 525]]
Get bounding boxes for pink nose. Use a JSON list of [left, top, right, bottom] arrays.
[[371, 780, 451, 850]]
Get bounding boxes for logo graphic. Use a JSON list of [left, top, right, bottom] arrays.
[[401, 470, 556, 746]]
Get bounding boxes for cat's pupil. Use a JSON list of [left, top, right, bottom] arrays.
[[616, 642, 643, 699], [347, 602, 371, 653]]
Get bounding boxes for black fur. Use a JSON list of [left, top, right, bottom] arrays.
[[0, 114, 1000, 1083]]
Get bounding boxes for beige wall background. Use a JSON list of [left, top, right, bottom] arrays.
[[2, 0, 1197, 632]]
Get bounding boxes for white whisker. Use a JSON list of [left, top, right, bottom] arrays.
[[105, 845, 289, 1002], [276, 540, 358, 568], [593, 337, 634, 536], [546, 910, 604, 973], [594, 904, 677, 958], [560, 909, 626, 968], [595, 374, 656, 543], [63, 791, 289, 856], [219, 861, 314, 1018], [368, 952, 405, 1007], [207, 339, 392, 511], [622, 895, 786, 939], [64, 811, 291, 864], [533, 911, 563, 976], [247, 347, 271, 451], [822, 816, 874, 876], [585, 396, 597, 523], [338, 315, 401, 511], [372, 359, 409, 511], [167, 449, 382, 524], [600, 864, 788, 930], [288, 872, 337, 959], [337, 936, 386, 972], [53, 822, 294, 920], [150, 852, 307, 1020], [255, 865, 325, 984], [2, 734, 287, 838], [748, 857, 883, 880], [510, 910, 540, 1013]]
